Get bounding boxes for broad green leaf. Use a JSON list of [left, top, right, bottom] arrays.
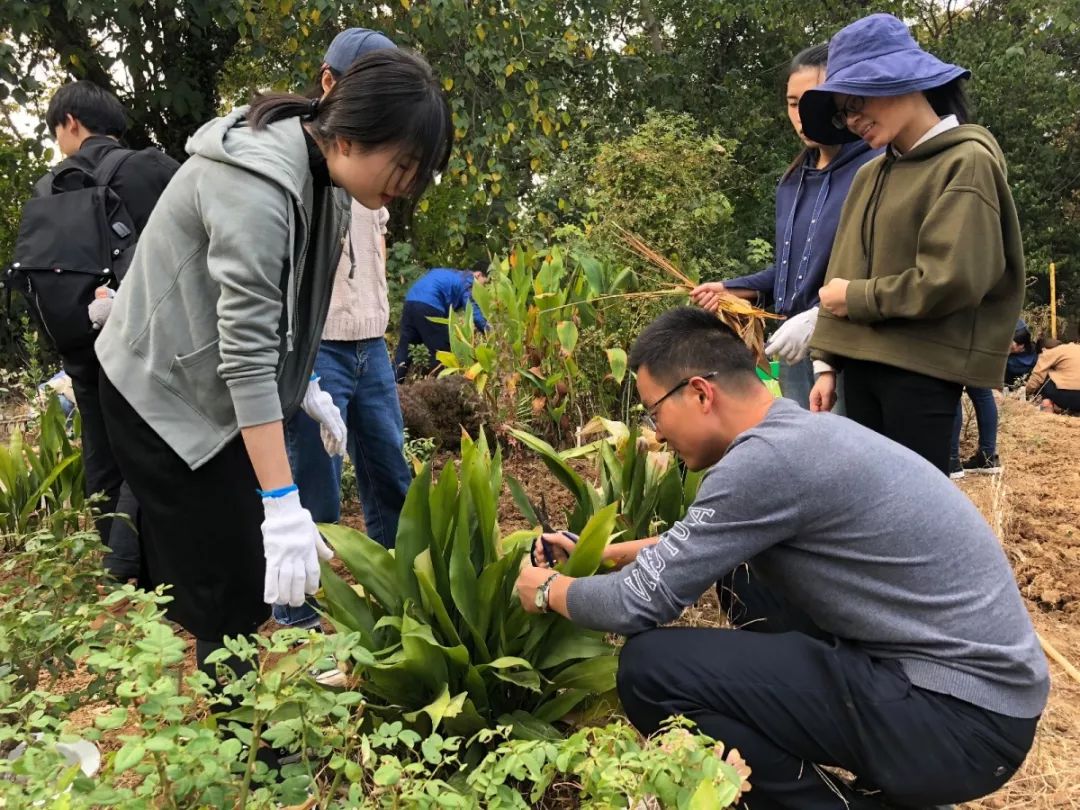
[[478, 657, 541, 692], [319, 563, 376, 647], [605, 347, 627, 384], [449, 487, 489, 661], [535, 622, 614, 670], [505, 474, 539, 528], [550, 655, 619, 693], [556, 320, 578, 355], [319, 523, 401, 615], [395, 463, 431, 606], [498, 710, 562, 741], [414, 549, 462, 647], [508, 428, 596, 512], [533, 688, 591, 723], [560, 502, 618, 578], [403, 684, 468, 732]]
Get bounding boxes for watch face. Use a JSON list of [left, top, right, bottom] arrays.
[[535, 589, 546, 610]]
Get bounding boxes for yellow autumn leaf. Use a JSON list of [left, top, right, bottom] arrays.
[[310, 8, 321, 23], [401, 0, 411, 8], [530, 157, 541, 172], [475, 24, 486, 41], [279, 0, 293, 14], [504, 63, 515, 77], [443, 77, 454, 91]]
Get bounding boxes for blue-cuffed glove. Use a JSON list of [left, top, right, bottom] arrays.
[[261, 488, 334, 607]]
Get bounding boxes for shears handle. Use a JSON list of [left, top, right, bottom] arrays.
[[530, 531, 579, 567]]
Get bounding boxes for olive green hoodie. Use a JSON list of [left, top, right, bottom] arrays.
[[96, 107, 349, 469], [810, 125, 1025, 388]]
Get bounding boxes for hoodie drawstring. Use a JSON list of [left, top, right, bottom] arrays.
[[860, 155, 894, 274], [285, 204, 297, 352]]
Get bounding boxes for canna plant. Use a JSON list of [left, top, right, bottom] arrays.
[[317, 432, 620, 740], [508, 419, 703, 540], [436, 244, 632, 440], [0, 394, 85, 546]]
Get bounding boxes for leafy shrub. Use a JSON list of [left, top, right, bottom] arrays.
[[399, 375, 489, 450], [0, 393, 85, 547], [509, 420, 703, 540], [317, 431, 620, 738]]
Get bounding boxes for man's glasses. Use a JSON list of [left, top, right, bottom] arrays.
[[831, 95, 866, 130], [643, 371, 720, 429]]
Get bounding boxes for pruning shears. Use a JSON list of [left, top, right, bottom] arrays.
[[528, 493, 578, 567]]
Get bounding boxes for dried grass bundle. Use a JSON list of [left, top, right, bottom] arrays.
[[615, 225, 779, 366]]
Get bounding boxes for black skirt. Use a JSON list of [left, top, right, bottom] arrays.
[[99, 370, 269, 639]]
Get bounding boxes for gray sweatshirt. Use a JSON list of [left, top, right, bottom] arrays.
[[566, 399, 1049, 719]]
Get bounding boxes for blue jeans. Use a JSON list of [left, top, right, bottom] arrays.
[[780, 356, 846, 416], [274, 337, 412, 627], [950, 387, 998, 460]]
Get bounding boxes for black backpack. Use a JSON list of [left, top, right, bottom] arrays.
[[6, 149, 139, 354]]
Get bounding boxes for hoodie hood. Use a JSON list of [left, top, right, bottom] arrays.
[[816, 139, 877, 173], [186, 106, 311, 203], [901, 124, 1007, 171]]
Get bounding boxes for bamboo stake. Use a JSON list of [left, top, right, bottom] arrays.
[[1040, 633, 1080, 685], [1049, 261, 1057, 339]]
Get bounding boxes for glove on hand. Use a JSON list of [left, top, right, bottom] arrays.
[[88, 287, 115, 331], [261, 489, 334, 607], [300, 376, 347, 457], [764, 306, 819, 365]]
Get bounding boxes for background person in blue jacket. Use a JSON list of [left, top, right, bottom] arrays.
[[394, 260, 489, 382], [691, 43, 881, 410]]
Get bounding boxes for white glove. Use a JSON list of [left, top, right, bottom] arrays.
[[261, 489, 334, 607], [88, 287, 115, 330], [764, 307, 819, 365], [300, 376, 347, 457]]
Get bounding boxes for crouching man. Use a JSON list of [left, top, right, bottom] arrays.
[[515, 307, 1047, 809]]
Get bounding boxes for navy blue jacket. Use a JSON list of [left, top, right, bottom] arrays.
[[405, 267, 489, 332], [727, 141, 881, 317]]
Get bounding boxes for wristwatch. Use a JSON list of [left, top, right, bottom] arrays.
[[535, 572, 561, 613]]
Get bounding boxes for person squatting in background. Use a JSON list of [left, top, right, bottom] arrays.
[[394, 260, 489, 382]]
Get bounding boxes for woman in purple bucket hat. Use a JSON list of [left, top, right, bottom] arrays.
[[802, 13, 1026, 477]]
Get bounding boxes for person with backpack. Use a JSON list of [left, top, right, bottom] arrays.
[[273, 28, 414, 632], [802, 14, 1025, 475], [9, 81, 178, 581], [691, 43, 881, 410], [93, 51, 452, 698], [393, 261, 489, 382]]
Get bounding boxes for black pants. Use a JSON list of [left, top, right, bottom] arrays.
[[98, 370, 268, 640], [63, 347, 140, 580], [843, 359, 963, 475], [1041, 378, 1080, 412], [617, 569, 1038, 809], [394, 301, 450, 383]]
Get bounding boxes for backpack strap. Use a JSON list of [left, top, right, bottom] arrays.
[[92, 148, 136, 188]]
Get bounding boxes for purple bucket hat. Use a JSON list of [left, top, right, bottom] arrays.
[[323, 28, 397, 73], [799, 13, 970, 145]]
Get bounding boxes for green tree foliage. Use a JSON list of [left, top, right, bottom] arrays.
[[1, 1, 244, 157]]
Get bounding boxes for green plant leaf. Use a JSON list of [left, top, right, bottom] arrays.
[[319, 562, 377, 647], [556, 320, 579, 355], [551, 655, 619, 693], [319, 523, 402, 615], [605, 347, 627, 384], [560, 502, 618, 578], [479, 657, 542, 692], [533, 687, 591, 723], [395, 463, 432, 606]]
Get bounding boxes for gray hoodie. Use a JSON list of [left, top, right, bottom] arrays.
[[96, 107, 349, 469]]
